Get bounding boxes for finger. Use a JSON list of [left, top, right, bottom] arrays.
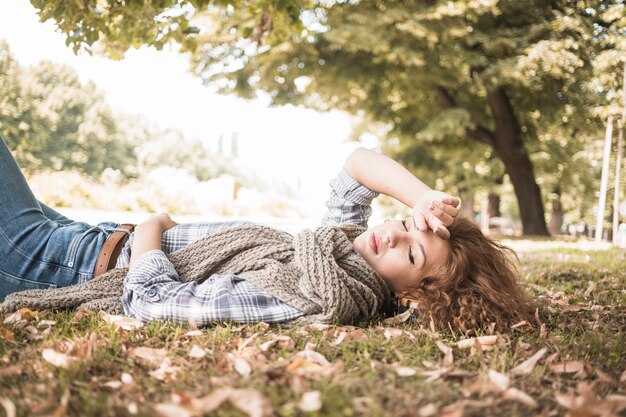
[[441, 197, 460, 207], [429, 203, 455, 226], [435, 201, 460, 218], [415, 213, 428, 231]]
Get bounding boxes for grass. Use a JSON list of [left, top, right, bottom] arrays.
[[0, 240, 625, 417]]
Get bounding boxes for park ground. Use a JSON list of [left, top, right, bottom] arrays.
[[0, 237, 625, 417]]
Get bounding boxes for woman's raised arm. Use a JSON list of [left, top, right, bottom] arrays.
[[343, 147, 460, 238]]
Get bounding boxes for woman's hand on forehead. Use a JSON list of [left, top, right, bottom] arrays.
[[413, 190, 460, 239]]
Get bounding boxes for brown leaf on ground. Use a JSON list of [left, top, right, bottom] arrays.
[[550, 360, 585, 374], [418, 403, 438, 417], [584, 281, 596, 297], [457, 335, 498, 349], [50, 389, 70, 417], [395, 366, 417, 377], [156, 388, 271, 417], [332, 328, 366, 345], [488, 369, 511, 391], [436, 341, 454, 367], [0, 365, 22, 379], [556, 382, 626, 416], [503, 387, 538, 409], [561, 304, 585, 312], [0, 326, 15, 342], [422, 367, 451, 382], [259, 335, 292, 352], [149, 362, 181, 382], [383, 308, 414, 324], [42, 348, 76, 369], [0, 397, 16, 417], [188, 345, 206, 359], [510, 348, 547, 375], [65, 332, 98, 359], [383, 328, 404, 341], [100, 312, 144, 331], [298, 391, 322, 412], [439, 402, 465, 417], [233, 356, 252, 377], [71, 309, 94, 323], [128, 347, 168, 367]]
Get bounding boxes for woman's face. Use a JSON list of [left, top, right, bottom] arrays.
[[353, 217, 451, 294]]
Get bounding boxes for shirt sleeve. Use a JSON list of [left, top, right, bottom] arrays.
[[321, 168, 379, 227], [121, 249, 304, 325]]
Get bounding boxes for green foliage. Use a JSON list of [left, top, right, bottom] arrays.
[[0, 41, 138, 177], [29, 0, 311, 59], [27, 0, 626, 228]]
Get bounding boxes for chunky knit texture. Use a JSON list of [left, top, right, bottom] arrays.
[[0, 224, 391, 325]]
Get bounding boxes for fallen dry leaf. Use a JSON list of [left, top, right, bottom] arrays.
[[418, 403, 438, 417], [259, 335, 292, 352], [121, 373, 134, 385], [488, 369, 510, 391], [149, 361, 181, 382], [439, 402, 465, 417], [42, 348, 76, 369], [510, 348, 547, 375], [102, 380, 123, 390], [510, 320, 531, 330], [226, 388, 272, 417], [129, 347, 168, 367], [234, 356, 252, 377], [584, 281, 596, 297], [184, 330, 203, 338], [503, 387, 538, 409], [457, 335, 498, 349], [158, 388, 272, 417], [100, 312, 144, 331], [383, 308, 414, 324], [295, 350, 330, 366], [51, 389, 70, 417], [0, 365, 22, 378], [0, 327, 15, 342], [561, 304, 584, 312], [0, 397, 16, 417], [422, 367, 450, 382], [298, 391, 322, 412], [395, 366, 417, 377], [188, 345, 206, 359], [550, 360, 585, 374], [436, 341, 454, 367], [383, 328, 404, 341]]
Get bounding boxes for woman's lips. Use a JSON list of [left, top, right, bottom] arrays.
[[369, 232, 379, 254]]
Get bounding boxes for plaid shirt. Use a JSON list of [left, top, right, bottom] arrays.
[[119, 168, 379, 325]]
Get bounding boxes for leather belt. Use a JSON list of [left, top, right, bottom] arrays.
[[94, 224, 135, 278]]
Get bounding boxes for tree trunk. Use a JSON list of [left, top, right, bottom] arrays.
[[487, 193, 501, 218], [459, 189, 476, 222], [487, 87, 549, 236], [549, 186, 563, 235]]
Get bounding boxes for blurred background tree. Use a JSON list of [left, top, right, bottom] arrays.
[[19, 0, 626, 234]]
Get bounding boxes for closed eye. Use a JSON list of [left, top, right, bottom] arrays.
[[401, 220, 415, 265]]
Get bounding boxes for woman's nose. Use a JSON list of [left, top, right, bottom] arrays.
[[385, 229, 408, 248]]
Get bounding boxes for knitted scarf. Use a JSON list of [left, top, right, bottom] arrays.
[[0, 224, 391, 325]]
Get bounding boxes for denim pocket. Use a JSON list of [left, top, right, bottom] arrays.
[[0, 269, 57, 302]]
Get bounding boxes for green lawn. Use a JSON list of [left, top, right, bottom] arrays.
[[1, 240, 625, 417]]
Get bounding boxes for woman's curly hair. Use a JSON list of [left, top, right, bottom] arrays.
[[408, 217, 535, 334]]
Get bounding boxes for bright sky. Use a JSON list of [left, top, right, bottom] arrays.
[[0, 1, 371, 213]]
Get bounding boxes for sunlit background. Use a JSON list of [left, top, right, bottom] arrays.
[[0, 1, 385, 228]]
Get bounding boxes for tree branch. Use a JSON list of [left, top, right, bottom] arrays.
[[435, 85, 496, 147]]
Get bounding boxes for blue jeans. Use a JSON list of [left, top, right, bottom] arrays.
[[0, 135, 119, 302]]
